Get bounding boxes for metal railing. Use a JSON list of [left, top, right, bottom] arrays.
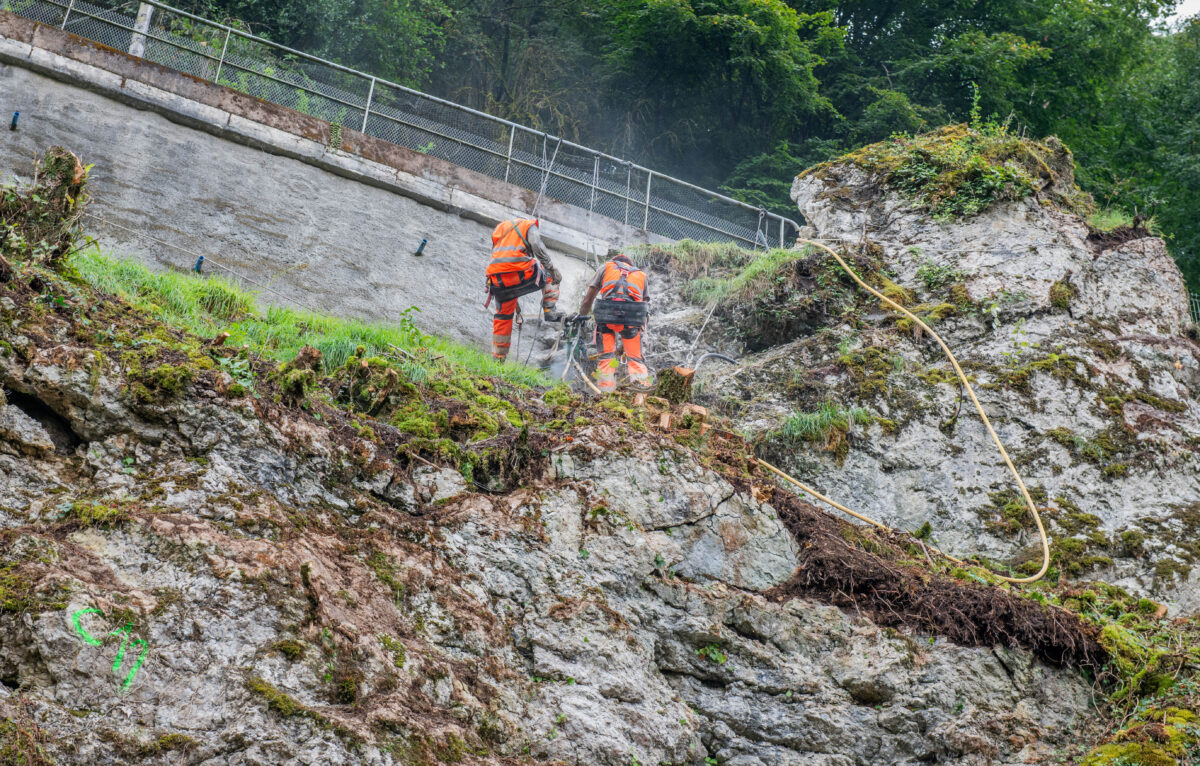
[[1191, 292, 1200, 324], [4, 0, 801, 250]]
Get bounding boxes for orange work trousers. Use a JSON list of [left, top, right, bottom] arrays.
[[596, 324, 648, 392], [491, 279, 559, 360]]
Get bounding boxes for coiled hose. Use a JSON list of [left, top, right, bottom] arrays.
[[757, 238, 1051, 584]]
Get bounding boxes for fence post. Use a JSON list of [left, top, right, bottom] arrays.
[[589, 155, 599, 214], [128, 2, 154, 57], [60, 0, 76, 29], [642, 172, 652, 231], [214, 28, 231, 83], [504, 127, 516, 183], [361, 76, 376, 133], [623, 163, 632, 226], [779, 216, 785, 249]]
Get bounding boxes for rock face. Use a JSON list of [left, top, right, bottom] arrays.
[[649, 149, 1200, 612], [0, 265, 1096, 764]]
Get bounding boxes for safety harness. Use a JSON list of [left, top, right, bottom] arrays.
[[486, 220, 546, 305], [593, 259, 648, 328]]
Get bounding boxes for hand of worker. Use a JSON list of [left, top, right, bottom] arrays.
[[550, 266, 563, 284]]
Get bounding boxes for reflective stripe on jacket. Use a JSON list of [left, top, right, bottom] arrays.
[[487, 219, 537, 276]]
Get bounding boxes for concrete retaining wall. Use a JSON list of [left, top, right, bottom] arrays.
[[0, 12, 666, 346]]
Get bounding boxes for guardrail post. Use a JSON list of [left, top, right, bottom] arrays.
[[361, 76, 376, 132], [504, 127, 516, 183], [214, 28, 231, 82], [60, 0, 76, 29], [128, 2, 154, 57], [642, 172, 652, 230], [779, 216, 785, 248]]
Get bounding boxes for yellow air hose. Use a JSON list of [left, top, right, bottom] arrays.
[[754, 238, 1051, 584]]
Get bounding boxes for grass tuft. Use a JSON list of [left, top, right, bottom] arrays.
[[70, 251, 548, 388], [779, 401, 874, 444]]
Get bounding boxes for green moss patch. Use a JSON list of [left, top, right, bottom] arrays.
[[0, 562, 68, 614], [803, 124, 1067, 219], [63, 501, 129, 529], [1049, 278, 1077, 310]]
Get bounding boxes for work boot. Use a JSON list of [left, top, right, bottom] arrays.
[[542, 307, 565, 322]]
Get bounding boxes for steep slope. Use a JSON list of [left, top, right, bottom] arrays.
[[0, 148, 1137, 766], [649, 126, 1200, 614]]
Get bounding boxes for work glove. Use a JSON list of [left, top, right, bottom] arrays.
[[549, 266, 563, 284]]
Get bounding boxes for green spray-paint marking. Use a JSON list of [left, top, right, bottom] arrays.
[[71, 608, 104, 646], [71, 608, 150, 690], [108, 623, 149, 690]]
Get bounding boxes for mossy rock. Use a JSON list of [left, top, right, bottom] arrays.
[[1049, 278, 1078, 311], [801, 124, 1078, 219]]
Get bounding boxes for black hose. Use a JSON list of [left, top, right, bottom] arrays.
[[694, 352, 738, 369]]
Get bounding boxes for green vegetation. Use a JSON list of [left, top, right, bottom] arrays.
[[365, 549, 405, 606], [70, 251, 548, 388], [63, 502, 129, 529], [1015, 583, 1200, 765], [695, 644, 728, 665], [808, 124, 1056, 219], [770, 401, 879, 462], [674, 247, 808, 306], [915, 259, 962, 292], [0, 563, 68, 614], [245, 675, 357, 741], [0, 717, 55, 766], [1049, 279, 1077, 311], [977, 487, 1047, 536], [779, 402, 874, 444], [272, 639, 306, 661], [1089, 208, 1137, 233], [135, 733, 198, 757], [246, 676, 306, 717], [836, 345, 898, 399], [645, 240, 871, 350], [378, 634, 407, 668]]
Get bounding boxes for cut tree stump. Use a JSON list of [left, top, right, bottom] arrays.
[[655, 366, 695, 404]]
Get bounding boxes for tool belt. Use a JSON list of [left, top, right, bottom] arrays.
[[488, 262, 546, 304], [593, 297, 648, 328]]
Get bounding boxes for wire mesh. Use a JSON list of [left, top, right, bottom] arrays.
[[4, 0, 68, 28], [7, 0, 802, 250], [1191, 293, 1200, 324]]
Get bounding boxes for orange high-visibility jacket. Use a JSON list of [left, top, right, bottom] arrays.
[[598, 259, 646, 302], [487, 219, 538, 277]]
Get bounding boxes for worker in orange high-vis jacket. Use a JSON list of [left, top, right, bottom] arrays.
[[574, 252, 650, 393], [485, 218, 563, 361]]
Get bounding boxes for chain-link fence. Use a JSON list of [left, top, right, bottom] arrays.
[[1191, 293, 1200, 324], [5, 0, 802, 249]]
